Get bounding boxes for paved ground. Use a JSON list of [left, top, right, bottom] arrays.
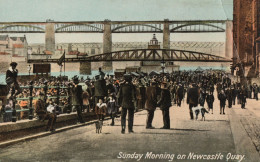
[[230, 98, 260, 156], [2, 93, 259, 162]]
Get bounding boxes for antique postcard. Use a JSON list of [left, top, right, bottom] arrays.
[[0, 0, 260, 162]]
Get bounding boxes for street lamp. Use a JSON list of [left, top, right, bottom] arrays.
[[27, 65, 31, 77], [59, 64, 63, 78], [161, 59, 166, 76]]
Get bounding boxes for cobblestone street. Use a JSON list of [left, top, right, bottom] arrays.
[[230, 98, 260, 155]]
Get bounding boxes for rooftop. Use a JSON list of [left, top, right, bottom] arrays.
[[10, 36, 26, 42], [0, 35, 8, 41]]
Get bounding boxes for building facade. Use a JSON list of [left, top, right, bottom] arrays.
[[233, 0, 260, 75], [0, 35, 28, 56]]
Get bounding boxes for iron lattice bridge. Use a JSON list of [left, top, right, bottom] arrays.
[[27, 49, 232, 63], [0, 20, 226, 33]]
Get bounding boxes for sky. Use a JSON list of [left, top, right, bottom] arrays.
[[0, 0, 233, 43]]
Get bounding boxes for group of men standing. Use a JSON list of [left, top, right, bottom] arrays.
[[3, 63, 260, 134]]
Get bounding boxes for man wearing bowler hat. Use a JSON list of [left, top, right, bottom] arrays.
[[70, 76, 85, 123], [145, 81, 158, 129], [157, 82, 171, 129], [186, 83, 200, 120], [118, 74, 136, 134], [94, 74, 107, 106], [6, 62, 22, 97]]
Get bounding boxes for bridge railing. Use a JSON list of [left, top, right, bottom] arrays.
[[2, 81, 73, 123]]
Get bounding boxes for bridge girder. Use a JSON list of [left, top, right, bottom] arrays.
[[27, 49, 231, 63], [0, 20, 227, 33]]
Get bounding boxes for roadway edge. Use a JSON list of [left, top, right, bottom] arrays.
[[228, 108, 260, 162], [0, 109, 144, 148]]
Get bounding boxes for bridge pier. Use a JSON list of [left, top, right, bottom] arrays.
[[163, 19, 170, 49], [45, 22, 55, 53], [225, 20, 233, 59], [80, 62, 91, 75], [102, 20, 113, 71]]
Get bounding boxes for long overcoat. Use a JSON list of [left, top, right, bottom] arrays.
[[187, 87, 200, 106], [118, 83, 136, 109], [145, 86, 158, 111], [157, 88, 172, 110]]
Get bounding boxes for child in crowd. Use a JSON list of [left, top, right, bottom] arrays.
[[95, 99, 107, 121], [107, 93, 118, 126]]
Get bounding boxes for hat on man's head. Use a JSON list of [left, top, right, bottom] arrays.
[[72, 75, 79, 84], [95, 75, 100, 80], [10, 62, 17, 67], [123, 74, 132, 82]]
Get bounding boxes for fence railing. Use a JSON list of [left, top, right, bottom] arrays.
[[3, 81, 72, 122]]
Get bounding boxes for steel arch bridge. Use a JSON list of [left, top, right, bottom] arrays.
[[0, 20, 226, 33], [27, 49, 232, 63]]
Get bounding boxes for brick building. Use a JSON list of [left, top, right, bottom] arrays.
[[0, 35, 28, 56], [233, 0, 260, 75]]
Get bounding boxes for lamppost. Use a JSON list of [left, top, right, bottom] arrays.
[[59, 64, 63, 79], [27, 65, 31, 77], [161, 58, 166, 77]]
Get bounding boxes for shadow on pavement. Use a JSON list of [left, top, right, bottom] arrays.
[[104, 124, 145, 127], [202, 120, 229, 122], [170, 128, 209, 131], [138, 132, 186, 135]]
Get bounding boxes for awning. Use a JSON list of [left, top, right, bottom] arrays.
[[131, 72, 140, 77], [149, 71, 160, 76], [43, 50, 52, 55], [115, 69, 126, 73]]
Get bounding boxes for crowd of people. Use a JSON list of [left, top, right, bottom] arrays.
[[1, 62, 260, 134]]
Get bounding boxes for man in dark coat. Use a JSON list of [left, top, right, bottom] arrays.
[[176, 84, 184, 107], [145, 81, 158, 129], [253, 83, 258, 101], [226, 87, 233, 108], [199, 88, 206, 107], [70, 76, 84, 123], [118, 74, 136, 134], [218, 90, 226, 114], [247, 83, 252, 99], [6, 62, 22, 96], [186, 83, 200, 120], [35, 93, 56, 132], [94, 75, 108, 105], [240, 86, 247, 109], [231, 85, 237, 105], [216, 82, 222, 94], [206, 91, 214, 114], [209, 84, 214, 93], [157, 82, 172, 129], [170, 82, 177, 104]]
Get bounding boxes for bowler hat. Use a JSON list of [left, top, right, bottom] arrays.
[[123, 74, 132, 81], [72, 75, 79, 84], [10, 62, 17, 67]]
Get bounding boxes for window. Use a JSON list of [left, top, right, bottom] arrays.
[[168, 62, 174, 65], [91, 49, 95, 54]]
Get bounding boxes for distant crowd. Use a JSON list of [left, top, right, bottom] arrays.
[[0, 62, 259, 133]]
